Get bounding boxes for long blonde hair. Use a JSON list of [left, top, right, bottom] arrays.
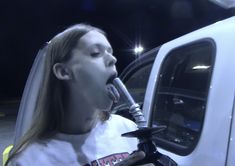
[[6, 24, 110, 165]]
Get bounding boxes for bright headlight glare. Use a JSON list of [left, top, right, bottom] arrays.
[[134, 46, 144, 54]]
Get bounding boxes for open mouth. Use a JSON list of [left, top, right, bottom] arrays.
[[105, 73, 119, 103], [106, 73, 118, 85]]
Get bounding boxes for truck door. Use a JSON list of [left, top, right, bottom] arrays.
[[115, 17, 235, 166], [143, 34, 235, 165], [143, 39, 216, 164]]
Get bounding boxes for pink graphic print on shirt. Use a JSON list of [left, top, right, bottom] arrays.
[[83, 152, 129, 166]]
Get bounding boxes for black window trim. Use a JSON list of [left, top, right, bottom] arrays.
[[150, 38, 217, 156]]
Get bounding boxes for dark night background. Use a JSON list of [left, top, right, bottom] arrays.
[[0, 0, 234, 101]]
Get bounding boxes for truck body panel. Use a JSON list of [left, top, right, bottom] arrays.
[[142, 16, 235, 166]]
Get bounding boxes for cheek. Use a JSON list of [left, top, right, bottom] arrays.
[[71, 64, 91, 82], [78, 63, 106, 81], [72, 68, 103, 94], [69, 57, 107, 90]]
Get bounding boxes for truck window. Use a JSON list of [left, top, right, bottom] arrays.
[[151, 40, 215, 155], [125, 64, 153, 104], [113, 63, 153, 120], [112, 47, 159, 120]]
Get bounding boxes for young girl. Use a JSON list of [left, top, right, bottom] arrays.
[[6, 24, 153, 166]]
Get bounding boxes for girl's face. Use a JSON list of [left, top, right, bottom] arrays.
[[65, 30, 118, 111]]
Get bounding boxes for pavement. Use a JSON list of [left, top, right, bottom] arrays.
[[0, 103, 18, 166], [0, 115, 16, 166]]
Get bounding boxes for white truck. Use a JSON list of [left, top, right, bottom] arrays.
[[114, 16, 235, 165]]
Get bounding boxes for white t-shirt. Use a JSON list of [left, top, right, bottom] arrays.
[[11, 115, 138, 166]]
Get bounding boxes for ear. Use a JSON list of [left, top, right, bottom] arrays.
[[53, 63, 72, 80]]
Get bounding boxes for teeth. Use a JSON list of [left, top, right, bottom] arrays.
[[106, 84, 120, 103]]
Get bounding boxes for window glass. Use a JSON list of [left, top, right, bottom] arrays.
[[113, 64, 153, 120], [151, 40, 215, 155], [125, 64, 153, 104]]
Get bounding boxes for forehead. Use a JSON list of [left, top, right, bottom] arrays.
[[77, 30, 111, 49]]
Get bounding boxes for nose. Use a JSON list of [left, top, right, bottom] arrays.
[[106, 53, 117, 67]]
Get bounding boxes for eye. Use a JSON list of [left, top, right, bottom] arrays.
[[90, 52, 101, 57]]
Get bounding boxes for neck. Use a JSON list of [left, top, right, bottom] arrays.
[[59, 87, 100, 134]]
